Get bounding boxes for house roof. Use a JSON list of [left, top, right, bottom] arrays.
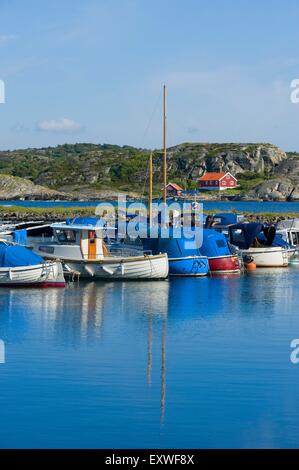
[[198, 172, 226, 181], [166, 182, 183, 191]]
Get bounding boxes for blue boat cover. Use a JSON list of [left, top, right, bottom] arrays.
[[142, 227, 203, 257], [12, 228, 27, 245], [200, 229, 231, 257], [0, 244, 44, 268]]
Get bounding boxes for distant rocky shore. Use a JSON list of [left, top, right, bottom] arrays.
[[0, 142, 299, 201]]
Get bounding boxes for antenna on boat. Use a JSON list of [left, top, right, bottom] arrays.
[[163, 85, 167, 204], [149, 151, 153, 227]]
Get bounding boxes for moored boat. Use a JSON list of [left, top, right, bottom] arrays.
[[140, 86, 209, 277], [229, 223, 289, 268], [276, 218, 299, 248], [276, 219, 299, 264], [0, 241, 65, 287], [35, 218, 169, 280], [200, 229, 241, 274], [142, 230, 209, 277]]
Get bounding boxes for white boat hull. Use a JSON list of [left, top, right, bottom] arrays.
[[240, 247, 289, 267], [0, 261, 65, 287], [62, 253, 169, 279]]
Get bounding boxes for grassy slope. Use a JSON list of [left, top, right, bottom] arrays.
[[0, 143, 296, 201]]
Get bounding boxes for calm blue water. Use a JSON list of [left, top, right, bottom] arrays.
[[1, 200, 299, 213], [0, 268, 299, 448]]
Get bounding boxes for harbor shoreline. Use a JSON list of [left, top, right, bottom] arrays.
[[0, 204, 298, 224]]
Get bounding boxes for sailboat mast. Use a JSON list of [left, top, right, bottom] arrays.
[[163, 85, 167, 204], [149, 151, 153, 227]]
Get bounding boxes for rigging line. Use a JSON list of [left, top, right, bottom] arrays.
[[139, 89, 163, 204], [139, 88, 163, 150]]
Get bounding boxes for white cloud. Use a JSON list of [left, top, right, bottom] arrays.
[[37, 118, 82, 133], [0, 34, 16, 44]]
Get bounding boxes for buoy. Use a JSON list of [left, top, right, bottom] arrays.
[[245, 261, 256, 271]]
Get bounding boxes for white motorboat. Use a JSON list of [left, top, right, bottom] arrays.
[[276, 218, 299, 247], [0, 241, 65, 287], [276, 219, 299, 264], [34, 217, 169, 280], [229, 223, 289, 267]]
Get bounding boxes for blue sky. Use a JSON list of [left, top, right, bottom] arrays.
[[0, 0, 299, 150]]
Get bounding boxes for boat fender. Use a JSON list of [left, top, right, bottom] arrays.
[[102, 265, 116, 276], [245, 261, 256, 271], [84, 265, 96, 277]]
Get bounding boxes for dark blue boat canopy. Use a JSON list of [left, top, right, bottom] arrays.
[[0, 244, 44, 268], [229, 223, 276, 249]]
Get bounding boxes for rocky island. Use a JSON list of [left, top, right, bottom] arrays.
[[0, 142, 298, 201]]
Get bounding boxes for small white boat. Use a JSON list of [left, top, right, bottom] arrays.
[[229, 223, 289, 267], [276, 219, 299, 264], [0, 241, 65, 287], [35, 217, 169, 280]]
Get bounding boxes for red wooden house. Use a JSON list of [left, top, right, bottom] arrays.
[[165, 182, 183, 196], [198, 172, 238, 191]]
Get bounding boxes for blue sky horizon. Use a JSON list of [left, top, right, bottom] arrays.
[[1, 0, 299, 151]]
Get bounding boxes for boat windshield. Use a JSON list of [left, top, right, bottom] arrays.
[[290, 231, 299, 246], [55, 229, 77, 244]]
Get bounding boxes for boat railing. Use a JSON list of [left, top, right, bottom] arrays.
[[107, 247, 152, 257]]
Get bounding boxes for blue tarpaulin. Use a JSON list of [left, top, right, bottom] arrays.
[[142, 227, 203, 256], [12, 229, 27, 245], [200, 229, 231, 257], [0, 244, 44, 268]]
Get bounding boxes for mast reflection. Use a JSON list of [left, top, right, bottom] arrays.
[[144, 281, 169, 424]]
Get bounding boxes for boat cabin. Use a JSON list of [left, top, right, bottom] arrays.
[[276, 219, 299, 247], [37, 217, 109, 261]]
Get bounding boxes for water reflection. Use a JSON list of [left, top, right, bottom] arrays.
[[0, 265, 298, 449], [141, 282, 169, 423], [53, 282, 106, 345], [0, 269, 297, 341]]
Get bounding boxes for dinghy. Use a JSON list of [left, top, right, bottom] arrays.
[[0, 241, 65, 287]]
